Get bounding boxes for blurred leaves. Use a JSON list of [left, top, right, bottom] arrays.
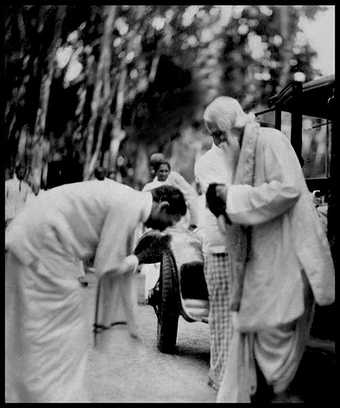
[[4, 5, 326, 188]]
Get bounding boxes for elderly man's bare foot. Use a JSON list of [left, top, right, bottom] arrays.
[[207, 378, 218, 392], [271, 390, 303, 403]]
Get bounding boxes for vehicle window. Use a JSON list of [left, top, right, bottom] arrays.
[[256, 108, 275, 128], [281, 111, 292, 140], [301, 115, 332, 179]]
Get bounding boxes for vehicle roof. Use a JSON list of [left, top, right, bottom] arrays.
[[268, 75, 335, 120]]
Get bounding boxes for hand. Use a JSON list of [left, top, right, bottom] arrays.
[[215, 185, 227, 204], [116, 255, 139, 275], [206, 183, 228, 219]]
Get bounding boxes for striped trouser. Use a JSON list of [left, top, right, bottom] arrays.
[[204, 252, 233, 389]]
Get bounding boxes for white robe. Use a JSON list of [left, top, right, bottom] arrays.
[[226, 127, 334, 331], [217, 126, 334, 402], [5, 180, 152, 402]]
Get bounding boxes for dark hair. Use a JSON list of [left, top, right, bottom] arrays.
[[150, 153, 165, 165], [149, 154, 166, 174], [15, 164, 26, 179], [15, 164, 25, 172], [94, 166, 106, 180], [157, 161, 171, 172], [206, 183, 226, 217], [150, 185, 187, 216]]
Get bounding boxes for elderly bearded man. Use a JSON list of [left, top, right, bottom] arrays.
[[202, 96, 335, 403], [5, 180, 186, 403]]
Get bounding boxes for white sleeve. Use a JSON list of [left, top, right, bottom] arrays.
[[194, 159, 217, 194], [227, 134, 301, 226], [94, 203, 140, 277]]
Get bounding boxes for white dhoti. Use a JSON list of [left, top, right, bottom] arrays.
[[94, 271, 139, 350], [217, 275, 315, 403], [255, 279, 315, 394], [5, 251, 89, 403]]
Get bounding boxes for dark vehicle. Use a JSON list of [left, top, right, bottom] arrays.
[[135, 75, 336, 354]]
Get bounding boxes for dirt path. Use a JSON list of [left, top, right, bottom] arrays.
[[82, 277, 216, 402]]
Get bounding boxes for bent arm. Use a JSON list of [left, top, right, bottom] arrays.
[[227, 134, 302, 226], [94, 203, 140, 277]]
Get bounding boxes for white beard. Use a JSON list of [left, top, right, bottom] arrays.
[[219, 134, 240, 157], [219, 135, 240, 177], [217, 214, 228, 235]]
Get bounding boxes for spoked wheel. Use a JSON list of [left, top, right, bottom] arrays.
[[156, 249, 180, 354]]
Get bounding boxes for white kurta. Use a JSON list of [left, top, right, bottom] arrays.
[[194, 143, 234, 254], [225, 127, 334, 331], [5, 180, 152, 402]]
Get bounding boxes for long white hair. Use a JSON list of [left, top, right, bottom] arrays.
[[203, 96, 255, 132]]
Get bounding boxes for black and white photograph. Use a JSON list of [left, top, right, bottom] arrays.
[[4, 4, 336, 403]]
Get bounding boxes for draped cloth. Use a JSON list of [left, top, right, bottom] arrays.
[[214, 121, 258, 401], [217, 273, 314, 403], [94, 267, 139, 350], [5, 180, 152, 402], [222, 120, 259, 311], [5, 251, 89, 402]]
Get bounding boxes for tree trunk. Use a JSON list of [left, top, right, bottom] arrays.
[[133, 143, 149, 187], [279, 6, 293, 89], [83, 5, 117, 179], [30, 5, 66, 191], [149, 51, 161, 83], [108, 65, 128, 172], [107, 7, 147, 175], [88, 79, 118, 175]]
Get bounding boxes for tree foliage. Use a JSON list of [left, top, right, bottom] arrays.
[[4, 5, 327, 189], [218, 5, 322, 110]]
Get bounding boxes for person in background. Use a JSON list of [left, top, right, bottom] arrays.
[[156, 161, 171, 183], [93, 166, 107, 181], [148, 153, 199, 230], [5, 180, 186, 402], [143, 160, 171, 191], [5, 164, 32, 229], [202, 96, 335, 403], [194, 131, 235, 391], [148, 153, 164, 181], [312, 190, 328, 234]]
